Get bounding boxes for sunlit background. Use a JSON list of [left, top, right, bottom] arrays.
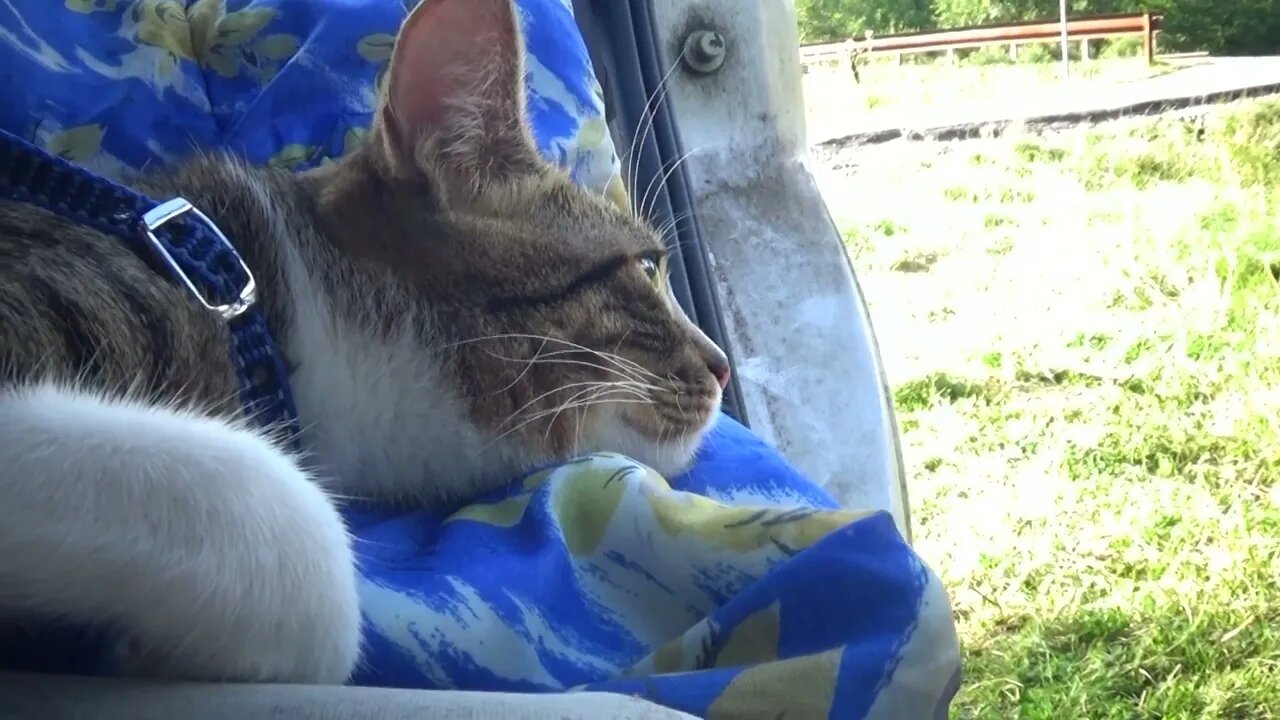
[[797, 0, 1280, 714]]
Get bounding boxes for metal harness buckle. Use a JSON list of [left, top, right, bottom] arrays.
[[140, 197, 258, 321]]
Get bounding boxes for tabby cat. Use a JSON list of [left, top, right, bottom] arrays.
[[0, 0, 728, 684]]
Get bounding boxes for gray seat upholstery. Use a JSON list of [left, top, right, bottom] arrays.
[[0, 672, 696, 720]]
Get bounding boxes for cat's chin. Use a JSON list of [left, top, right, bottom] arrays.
[[578, 409, 719, 478]]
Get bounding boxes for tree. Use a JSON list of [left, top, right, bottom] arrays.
[[794, 0, 1280, 54], [1147, 0, 1280, 54], [930, 0, 1043, 27], [795, 0, 932, 43]]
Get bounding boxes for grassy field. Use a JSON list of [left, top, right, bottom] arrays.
[[814, 98, 1280, 717]]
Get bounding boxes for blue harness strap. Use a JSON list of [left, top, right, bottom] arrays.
[[0, 128, 301, 442]]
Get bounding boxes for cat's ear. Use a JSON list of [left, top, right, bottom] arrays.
[[374, 0, 542, 191]]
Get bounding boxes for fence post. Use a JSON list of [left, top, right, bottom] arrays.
[[1143, 12, 1154, 65], [1057, 0, 1070, 78]]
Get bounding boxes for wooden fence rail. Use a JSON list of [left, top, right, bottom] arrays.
[[800, 12, 1165, 68]]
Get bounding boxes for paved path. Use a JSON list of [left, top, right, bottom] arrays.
[[812, 55, 1280, 149]]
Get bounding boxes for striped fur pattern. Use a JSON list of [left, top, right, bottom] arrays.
[[0, 0, 727, 684]]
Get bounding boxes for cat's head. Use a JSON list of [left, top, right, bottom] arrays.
[[311, 0, 728, 479]]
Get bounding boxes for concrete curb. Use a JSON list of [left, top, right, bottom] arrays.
[[813, 80, 1280, 151]]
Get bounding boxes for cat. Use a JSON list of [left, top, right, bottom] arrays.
[[0, 0, 729, 685]]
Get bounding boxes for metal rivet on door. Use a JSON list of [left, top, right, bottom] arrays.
[[682, 29, 726, 74]]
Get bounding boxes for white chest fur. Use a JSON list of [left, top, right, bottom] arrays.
[[278, 245, 524, 503]]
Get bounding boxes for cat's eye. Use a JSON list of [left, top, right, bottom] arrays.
[[639, 255, 663, 285]]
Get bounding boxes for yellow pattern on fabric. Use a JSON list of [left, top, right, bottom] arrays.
[[644, 485, 873, 553], [45, 125, 104, 163], [131, 0, 293, 82], [553, 461, 634, 556], [714, 603, 781, 668], [707, 648, 843, 720], [445, 493, 535, 528]]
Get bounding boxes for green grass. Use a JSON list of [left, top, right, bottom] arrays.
[[829, 99, 1280, 718]]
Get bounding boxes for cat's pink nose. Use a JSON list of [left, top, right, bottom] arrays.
[[708, 357, 731, 390]]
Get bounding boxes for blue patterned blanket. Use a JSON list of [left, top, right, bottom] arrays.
[[0, 1, 961, 717]]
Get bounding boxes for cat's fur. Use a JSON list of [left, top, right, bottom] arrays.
[[0, 0, 727, 684]]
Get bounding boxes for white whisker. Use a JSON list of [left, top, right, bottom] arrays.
[[497, 379, 651, 431], [491, 335, 550, 394], [623, 55, 686, 217], [444, 333, 665, 383], [482, 349, 653, 387], [640, 147, 699, 223], [487, 393, 653, 449], [541, 382, 647, 444]]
